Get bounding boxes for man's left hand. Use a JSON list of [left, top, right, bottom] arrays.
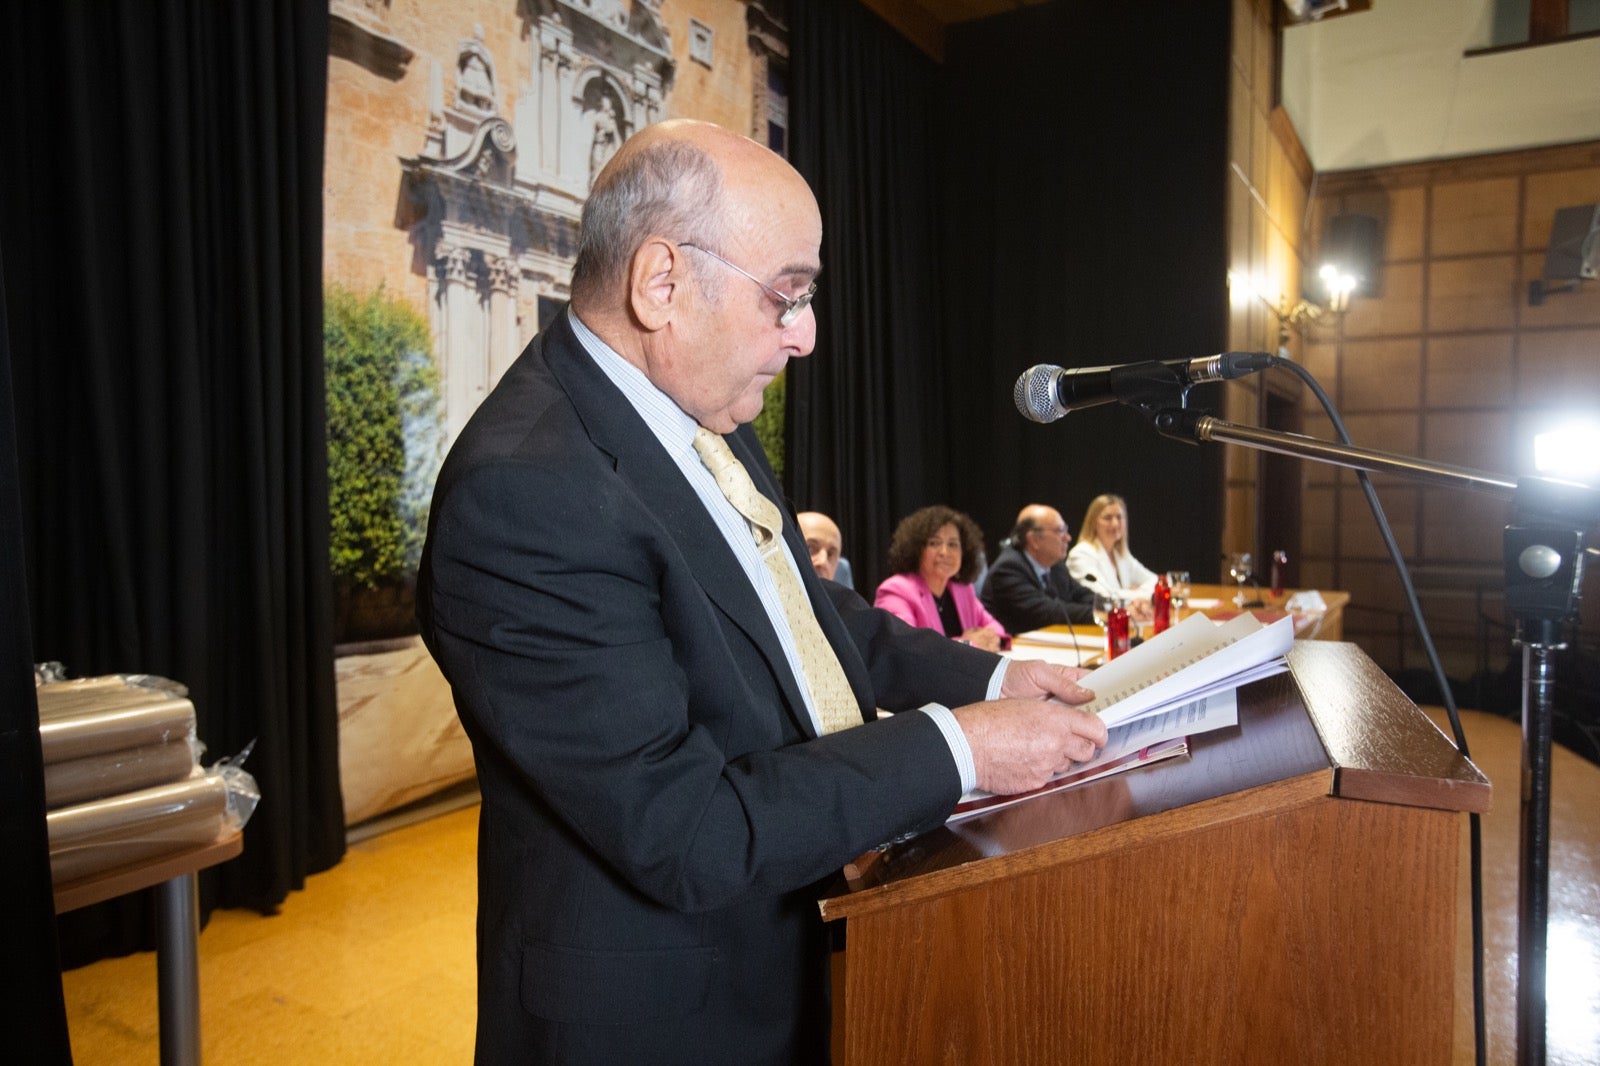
[[998, 657, 1095, 704]]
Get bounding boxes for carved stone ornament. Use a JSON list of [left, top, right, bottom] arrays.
[[456, 28, 497, 114], [329, 0, 414, 80]]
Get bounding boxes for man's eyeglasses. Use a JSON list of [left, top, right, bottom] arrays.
[[680, 242, 817, 328]]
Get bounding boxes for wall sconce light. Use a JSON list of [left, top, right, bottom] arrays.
[[1529, 204, 1598, 306], [1231, 213, 1383, 353], [1317, 212, 1382, 307], [1230, 276, 1322, 353]]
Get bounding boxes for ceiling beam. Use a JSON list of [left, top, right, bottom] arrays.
[[858, 0, 947, 62]]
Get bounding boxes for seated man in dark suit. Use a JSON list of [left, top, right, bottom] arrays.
[[980, 503, 1097, 635], [416, 120, 1107, 1065]]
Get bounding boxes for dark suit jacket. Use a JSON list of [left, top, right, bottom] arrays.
[[417, 312, 998, 1064], [979, 545, 1096, 634]]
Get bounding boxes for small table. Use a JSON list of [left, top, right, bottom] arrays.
[[1009, 585, 1350, 665], [54, 830, 244, 1066]]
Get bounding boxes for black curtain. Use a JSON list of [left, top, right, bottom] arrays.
[[0, 0, 344, 966], [0, 238, 71, 1060], [789, 0, 1228, 592], [937, 0, 1230, 576], [787, 1, 951, 595]]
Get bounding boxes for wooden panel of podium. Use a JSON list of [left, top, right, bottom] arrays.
[[820, 642, 1490, 1064]]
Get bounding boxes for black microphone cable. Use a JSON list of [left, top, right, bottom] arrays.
[[1028, 563, 1088, 669]]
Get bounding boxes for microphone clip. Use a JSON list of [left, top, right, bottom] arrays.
[[1102, 362, 1200, 419]]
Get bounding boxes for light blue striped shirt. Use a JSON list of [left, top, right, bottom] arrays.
[[568, 309, 989, 792]]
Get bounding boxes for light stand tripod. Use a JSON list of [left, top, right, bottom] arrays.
[[1147, 405, 1598, 1066]]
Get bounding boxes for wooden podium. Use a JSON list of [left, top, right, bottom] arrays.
[[820, 642, 1490, 1064]]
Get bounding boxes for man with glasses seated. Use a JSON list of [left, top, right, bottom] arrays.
[[980, 503, 1097, 635], [417, 120, 1107, 1065]]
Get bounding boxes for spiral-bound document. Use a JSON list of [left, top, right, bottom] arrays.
[[949, 613, 1293, 822], [1070, 611, 1295, 727]]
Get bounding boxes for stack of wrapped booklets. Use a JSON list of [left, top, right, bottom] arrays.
[[36, 670, 259, 885], [950, 612, 1295, 822]]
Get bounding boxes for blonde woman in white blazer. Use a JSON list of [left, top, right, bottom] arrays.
[[1067, 494, 1157, 619]]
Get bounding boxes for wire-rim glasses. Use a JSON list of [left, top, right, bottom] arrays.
[[679, 242, 816, 327]]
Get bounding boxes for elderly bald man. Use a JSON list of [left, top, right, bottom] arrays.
[[417, 120, 1106, 1064], [796, 510, 843, 582]]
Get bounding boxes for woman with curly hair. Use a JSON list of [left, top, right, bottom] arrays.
[[874, 505, 1007, 652]]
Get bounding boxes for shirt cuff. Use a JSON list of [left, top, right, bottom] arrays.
[[917, 703, 977, 795], [986, 659, 1008, 701]]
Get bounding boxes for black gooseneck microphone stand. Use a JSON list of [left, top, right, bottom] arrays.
[[1141, 401, 1598, 1066]]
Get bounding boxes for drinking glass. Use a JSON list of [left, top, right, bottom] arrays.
[[1165, 570, 1190, 613], [1091, 591, 1115, 629], [1227, 552, 1253, 609]]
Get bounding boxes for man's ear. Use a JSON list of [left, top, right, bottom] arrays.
[[629, 238, 685, 332]]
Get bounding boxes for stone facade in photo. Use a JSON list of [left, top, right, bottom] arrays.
[[325, 0, 790, 824], [327, 0, 787, 439]]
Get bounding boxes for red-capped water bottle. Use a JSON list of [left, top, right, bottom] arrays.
[[1106, 597, 1131, 659], [1271, 549, 1288, 599], [1151, 573, 1172, 634]]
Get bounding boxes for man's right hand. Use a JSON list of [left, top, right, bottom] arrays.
[[951, 698, 1108, 796]]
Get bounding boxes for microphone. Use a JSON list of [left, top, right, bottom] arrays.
[[1013, 352, 1273, 423]]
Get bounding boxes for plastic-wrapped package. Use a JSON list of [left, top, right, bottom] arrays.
[[35, 668, 260, 886], [37, 683, 198, 765], [47, 771, 228, 883], [35, 665, 188, 695], [46, 760, 260, 884], [44, 740, 200, 809]]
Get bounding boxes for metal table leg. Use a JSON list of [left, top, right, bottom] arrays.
[[155, 872, 201, 1066]]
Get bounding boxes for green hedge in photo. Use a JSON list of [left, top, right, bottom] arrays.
[[324, 283, 442, 594], [752, 369, 785, 481]]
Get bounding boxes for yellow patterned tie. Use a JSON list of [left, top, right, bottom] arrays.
[[692, 428, 862, 734]]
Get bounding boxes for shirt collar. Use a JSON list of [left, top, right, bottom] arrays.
[[568, 307, 698, 454], [1023, 550, 1052, 582]]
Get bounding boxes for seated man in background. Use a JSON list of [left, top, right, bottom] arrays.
[[797, 510, 850, 587], [980, 503, 1096, 635]]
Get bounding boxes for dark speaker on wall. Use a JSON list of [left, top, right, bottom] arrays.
[[1321, 213, 1383, 296], [1543, 203, 1600, 281], [1529, 203, 1599, 305]]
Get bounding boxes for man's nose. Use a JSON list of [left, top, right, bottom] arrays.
[[786, 303, 817, 356]]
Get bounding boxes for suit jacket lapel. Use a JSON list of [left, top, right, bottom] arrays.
[[538, 315, 850, 737]]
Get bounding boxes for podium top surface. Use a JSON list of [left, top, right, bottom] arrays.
[[820, 641, 1488, 921]]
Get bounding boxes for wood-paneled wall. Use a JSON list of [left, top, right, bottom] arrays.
[[1302, 141, 1600, 678], [1223, 0, 1315, 576], [1225, 0, 1599, 681]]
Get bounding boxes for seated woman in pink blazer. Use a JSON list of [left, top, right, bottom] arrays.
[[874, 505, 1008, 653]]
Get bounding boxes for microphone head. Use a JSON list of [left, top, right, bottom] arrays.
[[1014, 365, 1066, 423]]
